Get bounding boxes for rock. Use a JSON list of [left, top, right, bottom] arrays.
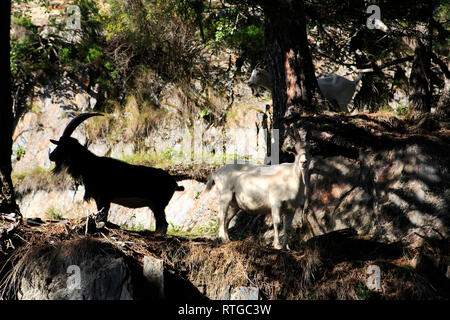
[[88, 140, 111, 157], [219, 286, 260, 300], [11, 24, 30, 41], [165, 180, 208, 227], [19, 187, 96, 221], [389, 89, 409, 111], [110, 142, 134, 159], [177, 181, 219, 233], [219, 286, 231, 300], [16, 239, 133, 300], [18, 179, 218, 234], [74, 93, 91, 111], [230, 286, 260, 300], [12, 64, 270, 179], [214, 144, 449, 248], [143, 256, 165, 299], [107, 206, 154, 231], [296, 145, 449, 245]]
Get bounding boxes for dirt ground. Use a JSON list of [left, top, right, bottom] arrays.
[[1, 218, 448, 300]]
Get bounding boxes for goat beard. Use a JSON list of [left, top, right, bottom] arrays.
[[51, 160, 83, 184], [51, 160, 65, 176]]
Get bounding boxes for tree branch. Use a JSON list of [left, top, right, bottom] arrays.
[[316, 50, 414, 72], [431, 52, 450, 79]]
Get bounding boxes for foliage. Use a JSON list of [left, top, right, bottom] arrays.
[[10, 0, 115, 128], [83, 97, 168, 145], [44, 207, 64, 220], [355, 282, 381, 300], [120, 149, 180, 169], [167, 220, 218, 238], [104, 0, 207, 83], [303, 0, 449, 112], [353, 73, 394, 112], [433, 2, 450, 56], [396, 104, 409, 117], [120, 224, 146, 232], [198, 108, 211, 119], [10, 0, 449, 123], [201, 4, 265, 69], [10, 15, 52, 76], [14, 146, 26, 161]]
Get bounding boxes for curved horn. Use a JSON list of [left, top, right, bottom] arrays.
[[61, 113, 103, 138]]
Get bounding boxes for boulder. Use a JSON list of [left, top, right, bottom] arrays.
[[230, 286, 260, 300], [14, 239, 133, 300], [216, 145, 449, 247]]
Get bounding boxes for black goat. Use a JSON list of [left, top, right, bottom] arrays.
[[49, 113, 184, 233]]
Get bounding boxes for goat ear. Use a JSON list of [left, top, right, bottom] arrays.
[[50, 139, 60, 145]]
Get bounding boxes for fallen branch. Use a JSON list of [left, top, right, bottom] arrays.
[[0, 222, 21, 241]]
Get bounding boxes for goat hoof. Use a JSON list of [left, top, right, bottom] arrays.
[[219, 237, 230, 243], [95, 221, 105, 229], [155, 227, 168, 235]]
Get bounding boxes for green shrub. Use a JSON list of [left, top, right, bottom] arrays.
[[45, 207, 65, 220], [396, 104, 409, 117], [15, 146, 26, 161], [355, 282, 381, 300]]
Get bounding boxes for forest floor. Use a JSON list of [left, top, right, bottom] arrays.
[[0, 217, 448, 300]]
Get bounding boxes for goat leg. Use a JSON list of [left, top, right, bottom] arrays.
[[94, 199, 110, 229], [282, 212, 295, 250], [223, 205, 239, 240], [153, 207, 168, 235], [271, 205, 283, 250], [218, 192, 233, 242]]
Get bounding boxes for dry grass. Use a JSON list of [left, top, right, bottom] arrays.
[[122, 96, 168, 143], [12, 166, 72, 198], [97, 228, 450, 300], [84, 96, 168, 146], [1, 222, 448, 300], [136, 237, 322, 300], [84, 111, 114, 141], [0, 236, 119, 299]]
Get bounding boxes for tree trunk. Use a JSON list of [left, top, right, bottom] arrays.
[[0, 0, 20, 216], [409, 4, 433, 119], [409, 42, 432, 118], [261, 0, 319, 161]]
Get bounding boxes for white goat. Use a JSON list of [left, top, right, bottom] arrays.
[[205, 137, 310, 249], [247, 68, 362, 113], [247, 68, 272, 91]]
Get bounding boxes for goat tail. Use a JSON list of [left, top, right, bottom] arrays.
[[175, 185, 185, 191], [205, 174, 215, 191]]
